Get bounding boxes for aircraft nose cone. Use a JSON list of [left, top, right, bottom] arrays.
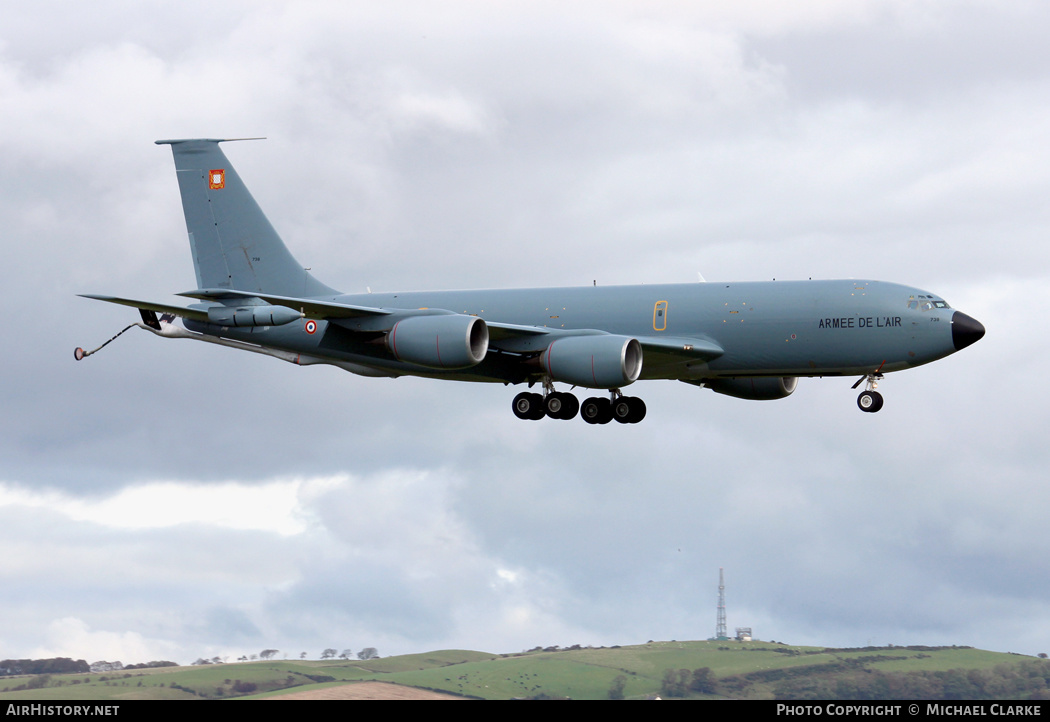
[[952, 311, 985, 351]]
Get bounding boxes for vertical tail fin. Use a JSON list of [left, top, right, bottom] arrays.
[[156, 138, 336, 297]]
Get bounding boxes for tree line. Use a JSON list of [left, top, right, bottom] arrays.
[[193, 647, 379, 665], [652, 659, 1050, 700], [0, 658, 89, 676]]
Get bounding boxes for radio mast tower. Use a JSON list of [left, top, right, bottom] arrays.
[[716, 567, 728, 640]]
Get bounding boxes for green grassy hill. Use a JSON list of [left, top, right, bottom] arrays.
[[1, 641, 1046, 700]]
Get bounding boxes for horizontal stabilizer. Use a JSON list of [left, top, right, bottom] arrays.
[[155, 137, 265, 145], [79, 294, 209, 323], [177, 289, 390, 319]]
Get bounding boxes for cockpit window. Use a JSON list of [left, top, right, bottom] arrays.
[[909, 296, 951, 311]]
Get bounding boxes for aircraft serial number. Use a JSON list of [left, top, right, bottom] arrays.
[[819, 317, 901, 329]]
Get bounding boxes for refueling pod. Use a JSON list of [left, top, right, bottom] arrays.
[[701, 376, 798, 401], [386, 314, 489, 369], [542, 334, 642, 388], [207, 304, 302, 327]]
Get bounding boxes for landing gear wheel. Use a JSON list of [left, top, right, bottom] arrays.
[[545, 392, 579, 420], [560, 393, 579, 420], [626, 396, 646, 423], [857, 390, 884, 413], [544, 393, 564, 419], [613, 398, 633, 424], [581, 397, 612, 424], [612, 396, 647, 424], [513, 392, 545, 420], [580, 397, 600, 424]]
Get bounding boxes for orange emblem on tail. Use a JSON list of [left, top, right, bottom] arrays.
[[208, 169, 225, 189]]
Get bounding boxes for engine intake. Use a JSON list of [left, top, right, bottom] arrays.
[[542, 335, 642, 388], [386, 314, 489, 370]]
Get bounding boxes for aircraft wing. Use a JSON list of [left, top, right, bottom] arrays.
[[486, 321, 550, 341], [483, 322, 724, 362], [486, 323, 614, 354], [177, 289, 391, 319], [78, 294, 210, 323], [469, 321, 551, 354]]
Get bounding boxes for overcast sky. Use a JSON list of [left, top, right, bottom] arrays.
[[2, 0, 1048, 665]]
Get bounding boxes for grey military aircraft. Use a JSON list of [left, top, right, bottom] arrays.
[[78, 138, 985, 422]]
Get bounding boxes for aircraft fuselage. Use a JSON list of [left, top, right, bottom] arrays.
[[184, 278, 972, 384]]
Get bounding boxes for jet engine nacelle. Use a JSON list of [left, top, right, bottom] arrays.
[[705, 376, 798, 401], [542, 335, 642, 389], [386, 314, 489, 369], [207, 304, 301, 327]]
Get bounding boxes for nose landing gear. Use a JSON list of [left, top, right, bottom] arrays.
[[857, 389, 884, 413], [852, 371, 885, 413]]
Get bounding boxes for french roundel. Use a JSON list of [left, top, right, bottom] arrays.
[[304, 320, 318, 334]]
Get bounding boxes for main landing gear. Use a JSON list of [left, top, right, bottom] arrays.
[[512, 386, 646, 424], [582, 394, 646, 424], [852, 372, 885, 413], [512, 390, 579, 420]]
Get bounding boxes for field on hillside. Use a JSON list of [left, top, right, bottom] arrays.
[[1, 642, 1046, 701]]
